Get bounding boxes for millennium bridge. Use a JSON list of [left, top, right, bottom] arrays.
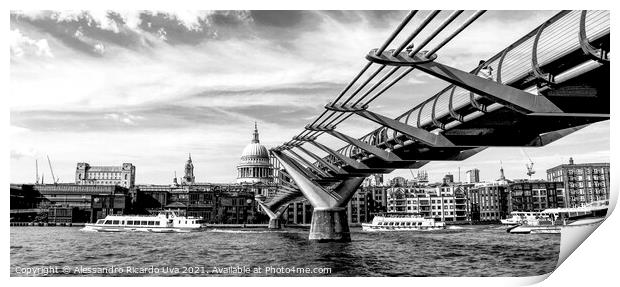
[[257, 10, 609, 242]]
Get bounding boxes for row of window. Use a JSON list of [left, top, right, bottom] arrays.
[[97, 220, 160, 226], [79, 173, 130, 180], [479, 212, 500, 218], [378, 222, 423, 226]]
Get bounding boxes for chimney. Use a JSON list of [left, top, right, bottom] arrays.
[[569, 157, 574, 165]]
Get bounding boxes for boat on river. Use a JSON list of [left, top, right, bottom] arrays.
[[362, 213, 446, 231], [81, 210, 202, 233], [506, 200, 608, 234], [500, 211, 545, 225]]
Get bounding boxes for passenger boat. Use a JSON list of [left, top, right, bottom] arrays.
[[81, 210, 203, 233], [501, 211, 545, 225], [507, 200, 608, 234], [362, 213, 446, 231]]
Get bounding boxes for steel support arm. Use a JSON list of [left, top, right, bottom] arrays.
[[257, 201, 288, 220], [448, 147, 487, 161], [333, 177, 366, 207], [309, 141, 371, 170], [409, 60, 563, 114], [295, 146, 348, 175], [326, 130, 403, 162], [354, 109, 456, 147], [367, 50, 564, 114], [527, 124, 589, 147], [286, 149, 332, 178], [281, 151, 323, 180], [272, 151, 341, 208]]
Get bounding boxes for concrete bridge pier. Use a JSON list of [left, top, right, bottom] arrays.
[[257, 200, 287, 229], [268, 218, 281, 229], [272, 150, 364, 242], [309, 207, 350, 242]]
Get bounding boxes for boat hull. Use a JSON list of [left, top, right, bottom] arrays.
[[81, 224, 201, 233], [361, 223, 446, 232], [507, 217, 605, 234]]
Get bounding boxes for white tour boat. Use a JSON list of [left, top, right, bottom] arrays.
[[362, 213, 446, 231], [507, 200, 608, 234], [501, 211, 545, 225], [81, 210, 203, 233]]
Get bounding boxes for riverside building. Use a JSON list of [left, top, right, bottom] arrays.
[[507, 180, 565, 212], [466, 183, 509, 223], [75, 162, 135, 188], [386, 182, 468, 224], [546, 158, 610, 207]]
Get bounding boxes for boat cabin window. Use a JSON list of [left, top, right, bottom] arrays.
[[96, 220, 104, 224], [141, 221, 148, 225], [112, 220, 119, 225], [104, 220, 112, 224], [148, 221, 155, 226]]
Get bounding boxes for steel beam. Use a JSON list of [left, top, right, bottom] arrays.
[[368, 51, 563, 114], [257, 201, 289, 229], [280, 151, 322, 181], [257, 200, 288, 220], [326, 129, 403, 162], [295, 146, 348, 175], [415, 60, 563, 114], [286, 149, 332, 178], [309, 141, 371, 170], [354, 109, 457, 147], [272, 151, 341, 208], [447, 147, 487, 161], [526, 124, 590, 146]]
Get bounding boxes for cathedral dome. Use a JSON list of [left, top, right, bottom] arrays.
[[240, 143, 269, 160], [237, 123, 273, 184]]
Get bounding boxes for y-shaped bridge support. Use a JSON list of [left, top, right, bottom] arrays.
[[257, 201, 288, 229], [272, 150, 365, 242]]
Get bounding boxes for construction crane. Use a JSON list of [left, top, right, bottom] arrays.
[[526, 161, 536, 178], [521, 149, 536, 179], [47, 155, 59, 184]]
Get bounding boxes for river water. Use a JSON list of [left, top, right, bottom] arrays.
[[10, 225, 559, 277]]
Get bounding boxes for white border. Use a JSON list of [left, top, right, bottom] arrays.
[[4, 1, 618, 286]]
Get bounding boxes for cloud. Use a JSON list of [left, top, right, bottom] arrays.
[[93, 42, 105, 54], [104, 112, 143, 125], [10, 29, 53, 58]]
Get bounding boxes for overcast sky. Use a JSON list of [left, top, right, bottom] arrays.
[[10, 10, 610, 185]]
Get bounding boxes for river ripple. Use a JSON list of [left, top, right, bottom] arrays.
[[10, 225, 559, 277]]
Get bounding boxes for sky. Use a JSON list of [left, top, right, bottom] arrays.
[[9, 10, 610, 185]]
